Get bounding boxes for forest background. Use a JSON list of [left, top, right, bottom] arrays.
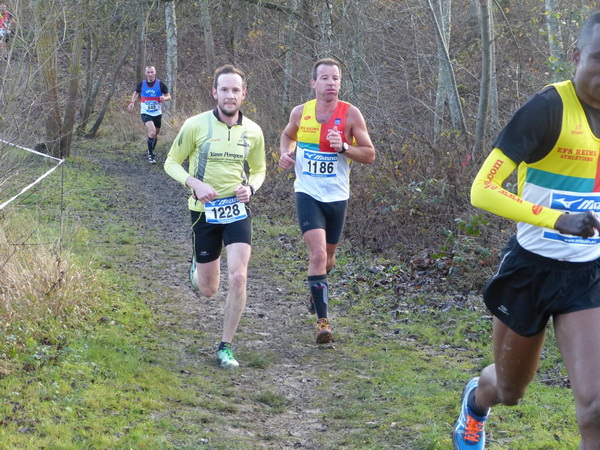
[[0, 0, 597, 448], [3, 0, 595, 267]]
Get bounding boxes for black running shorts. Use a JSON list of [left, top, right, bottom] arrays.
[[191, 210, 252, 263], [295, 192, 348, 245], [141, 114, 162, 129], [484, 237, 600, 337]]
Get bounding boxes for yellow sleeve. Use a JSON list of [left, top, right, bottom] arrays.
[[471, 148, 562, 229], [246, 126, 266, 191], [164, 120, 195, 186]]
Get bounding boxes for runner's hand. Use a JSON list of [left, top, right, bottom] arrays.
[[234, 184, 251, 203], [190, 180, 218, 203], [279, 151, 295, 169], [326, 126, 343, 152], [555, 210, 600, 239]]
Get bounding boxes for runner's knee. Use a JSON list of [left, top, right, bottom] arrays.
[[326, 254, 336, 272], [496, 383, 527, 406], [576, 393, 600, 431], [309, 249, 327, 269], [228, 270, 247, 290], [199, 285, 218, 298]]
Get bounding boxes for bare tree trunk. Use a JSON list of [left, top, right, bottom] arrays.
[[35, 1, 62, 158], [426, 0, 467, 139], [165, 0, 177, 114], [60, 26, 83, 157], [135, 10, 147, 82], [283, 0, 298, 116], [432, 0, 451, 142], [199, 0, 215, 70], [78, 43, 114, 134], [220, 0, 235, 61], [86, 32, 134, 137], [545, 0, 563, 82], [79, 29, 94, 133], [473, 0, 492, 155], [319, 0, 332, 56], [489, 9, 499, 130]]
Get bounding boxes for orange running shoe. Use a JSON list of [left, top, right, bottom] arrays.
[[315, 318, 333, 344]]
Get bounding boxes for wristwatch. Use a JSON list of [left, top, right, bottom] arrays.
[[339, 142, 348, 154]]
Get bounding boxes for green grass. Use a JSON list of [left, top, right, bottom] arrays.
[[0, 141, 584, 448]]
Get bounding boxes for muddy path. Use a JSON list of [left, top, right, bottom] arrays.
[[92, 145, 346, 448]]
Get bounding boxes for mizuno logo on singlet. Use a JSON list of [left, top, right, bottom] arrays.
[[551, 193, 600, 212], [554, 197, 583, 209]]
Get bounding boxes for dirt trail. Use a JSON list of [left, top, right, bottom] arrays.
[[95, 145, 339, 448]]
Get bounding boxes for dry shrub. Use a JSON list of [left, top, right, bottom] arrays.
[[0, 216, 99, 374]]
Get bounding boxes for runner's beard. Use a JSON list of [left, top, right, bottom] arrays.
[[219, 104, 239, 117]]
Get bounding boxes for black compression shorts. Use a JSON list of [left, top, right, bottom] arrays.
[[191, 210, 252, 263], [484, 236, 600, 336], [295, 192, 348, 245], [141, 114, 162, 129]]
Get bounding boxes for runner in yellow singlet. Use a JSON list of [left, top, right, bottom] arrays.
[[164, 65, 266, 369], [453, 12, 600, 449], [279, 58, 375, 344]]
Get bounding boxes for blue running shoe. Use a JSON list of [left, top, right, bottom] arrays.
[[453, 377, 489, 449], [189, 254, 198, 290]]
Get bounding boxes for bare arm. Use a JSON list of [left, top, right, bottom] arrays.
[[327, 105, 375, 164], [127, 91, 139, 111], [279, 105, 302, 169]]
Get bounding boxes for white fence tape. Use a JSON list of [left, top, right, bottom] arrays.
[[0, 139, 65, 211]]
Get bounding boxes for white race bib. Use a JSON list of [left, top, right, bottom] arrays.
[[145, 100, 158, 112], [302, 149, 338, 178], [205, 196, 247, 224]]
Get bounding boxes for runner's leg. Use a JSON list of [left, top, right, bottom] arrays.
[[195, 258, 220, 298], [474, 317, 546, 411], [304, 228, 327, 276], [221, 242, 251, 343], [554, 308, 600, 448], [326, 243, 338, 273]]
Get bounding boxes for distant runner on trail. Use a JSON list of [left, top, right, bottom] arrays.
[[164, 64, 266, 369], [0, 4, 15, 62], [279, 58, 375, 344], [128, 66, 171, 164], [453, 12, 600, 449]]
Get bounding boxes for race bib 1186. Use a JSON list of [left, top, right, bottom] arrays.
[[302, 149, 338, 178]]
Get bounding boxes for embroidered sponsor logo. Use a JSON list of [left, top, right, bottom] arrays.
[[304, 115, 312, 120], [532, 205, 543, 215]]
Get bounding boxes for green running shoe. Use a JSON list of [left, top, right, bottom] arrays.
[[189, 254, 198, 290], [217, 347, 239, 369]]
